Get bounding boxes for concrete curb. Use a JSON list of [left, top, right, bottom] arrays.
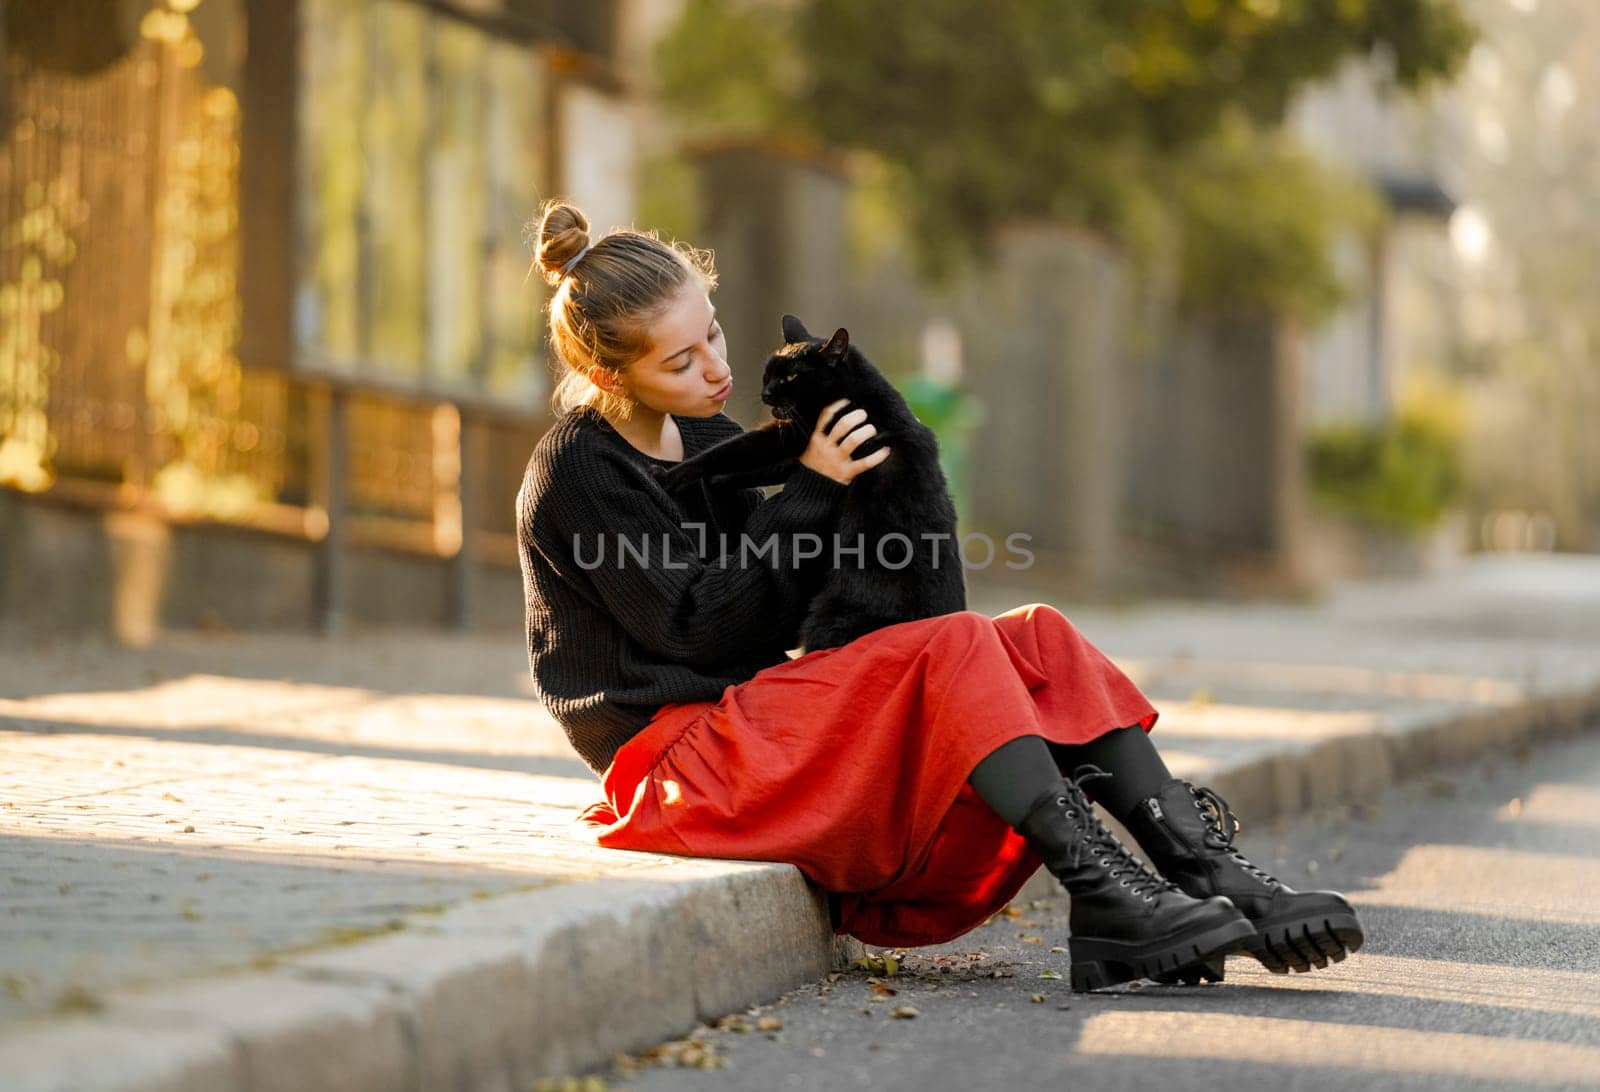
[[1206, 680, 1600, 823], [0, 857, 862, 1092], [6, 684, 1599, 1091]]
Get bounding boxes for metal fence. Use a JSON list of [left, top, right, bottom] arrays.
[[0, 11, 547, 627]]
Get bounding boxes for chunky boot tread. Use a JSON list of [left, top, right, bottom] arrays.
[[1247, 913, 1364, 974], [1070, 913, 1254, 992], [1285, 928, 1322, 971]]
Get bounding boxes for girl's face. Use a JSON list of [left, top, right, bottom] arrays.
[[600, 281, 733, 417]]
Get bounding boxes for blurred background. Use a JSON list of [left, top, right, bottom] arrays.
[[0, 0, 1594, 642]]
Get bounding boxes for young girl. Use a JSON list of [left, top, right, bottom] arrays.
[[516, 200, 1363, 990]]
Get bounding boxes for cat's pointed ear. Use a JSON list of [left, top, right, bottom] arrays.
[[781, 314, 811, 344], [822, 327, 850, 363]]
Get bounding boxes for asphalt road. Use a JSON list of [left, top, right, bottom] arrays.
[[606, 727, 1600, 1091]]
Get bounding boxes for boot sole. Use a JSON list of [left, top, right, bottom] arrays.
[[1152, 910, 1366, 983], [1151, 957, 1226, 986], [1069, 914, 1255, 992], [1245, 911, 1365, 974]]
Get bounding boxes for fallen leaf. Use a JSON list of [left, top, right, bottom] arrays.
[[851, 953, 901, 978], [889, 1005, 920, 1019], [1049, 946, 1068, 954], [756, 1017, 782, 1032], [1020, 935, 1042, 945], [1030, 994, 1046, 1004], [617, 1034, 729, 1075], [1039, 969, 1062, 980]]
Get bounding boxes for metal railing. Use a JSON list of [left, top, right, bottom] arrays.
[[0, 11, 550, 630]]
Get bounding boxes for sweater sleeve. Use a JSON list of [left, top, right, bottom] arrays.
[[532, 443, 847, 667]]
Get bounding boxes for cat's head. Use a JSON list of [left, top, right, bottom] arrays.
[[760, 315, 860, 422]]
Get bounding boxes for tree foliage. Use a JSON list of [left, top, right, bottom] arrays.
[[657, 0, 1473, 314], [1162, 116, 1382, 320]]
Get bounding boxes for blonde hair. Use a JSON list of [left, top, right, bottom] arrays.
[[530, 199, 718, 421]]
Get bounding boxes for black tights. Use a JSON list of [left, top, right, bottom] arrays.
[[967, 727, 1173, 827]]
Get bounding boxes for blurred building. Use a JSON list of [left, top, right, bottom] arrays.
[[1292, 2, 1600, 556], [1280, 59, 1473, 580], [0, 0, 646, 638], [1291, 60, 1466, 429]]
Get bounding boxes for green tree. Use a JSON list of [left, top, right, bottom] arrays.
[[658, 0, 1472, 313]]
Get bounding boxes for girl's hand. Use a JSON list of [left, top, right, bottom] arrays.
[[799, 399, 891, 485]]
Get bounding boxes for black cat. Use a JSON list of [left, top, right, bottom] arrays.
[[656, 314, 966, 653]]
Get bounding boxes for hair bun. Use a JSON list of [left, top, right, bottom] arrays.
[[533, 200, 591, 287]]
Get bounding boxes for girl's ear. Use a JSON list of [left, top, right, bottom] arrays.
[[821, 327, 850, 363], [781, 313, 811, 344], [586, 365, 624, 394]]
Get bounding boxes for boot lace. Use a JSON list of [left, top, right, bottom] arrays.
[[1061, 765, 1177, 904], [1190, 784, 1281, 888]]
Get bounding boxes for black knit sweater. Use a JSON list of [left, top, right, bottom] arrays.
[[517, 406, 848, 776]]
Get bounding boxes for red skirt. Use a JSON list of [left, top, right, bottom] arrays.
[[574, 604, 1159, 948]]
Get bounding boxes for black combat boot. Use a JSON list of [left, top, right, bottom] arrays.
[[1121, 778, 1365, 977], [1014, 767, 1255, 991]]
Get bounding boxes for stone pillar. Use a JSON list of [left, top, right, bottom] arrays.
[[238, 0, 297, 370], [106, 510, 172, 647], [959, 224, 1125, 586], [1123, 309, 1308, 590], [690, 141, 850, 429]]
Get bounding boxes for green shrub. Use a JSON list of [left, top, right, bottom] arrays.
[[1308, 404, 1464, 533]]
